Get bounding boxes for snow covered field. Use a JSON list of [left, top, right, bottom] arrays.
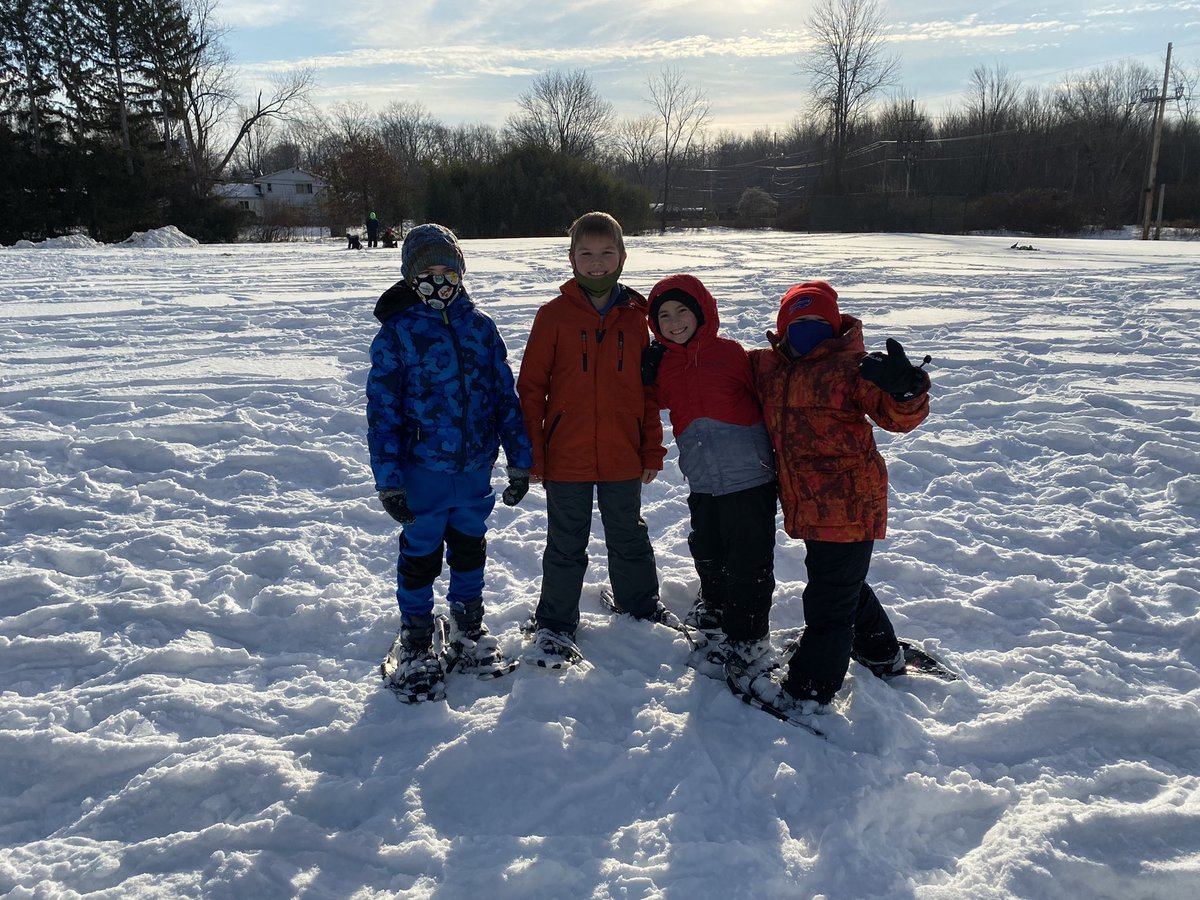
[[1, 229, 1197, 899]]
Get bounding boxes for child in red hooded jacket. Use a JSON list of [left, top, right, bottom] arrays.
[[644, 274, 778, 673], [739, 280, 932, 716]]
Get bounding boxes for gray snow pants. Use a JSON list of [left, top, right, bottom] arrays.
[[535, 479, 660, 635]]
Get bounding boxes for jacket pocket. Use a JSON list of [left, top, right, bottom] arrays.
[[545, 412, 563, 448]]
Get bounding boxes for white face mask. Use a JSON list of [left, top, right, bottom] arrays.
[[413, 271, 462, 309]]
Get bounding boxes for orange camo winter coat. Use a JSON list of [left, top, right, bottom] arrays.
[[749, 314, 929, 542]]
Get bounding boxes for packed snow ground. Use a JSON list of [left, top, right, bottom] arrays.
[[1, 230, 1198, 899]]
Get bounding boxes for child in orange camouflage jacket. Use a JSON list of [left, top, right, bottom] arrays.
[[740, 280, 931, 716]]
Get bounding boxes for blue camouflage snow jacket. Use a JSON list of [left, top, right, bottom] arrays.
[[366, 281, 533, 491]]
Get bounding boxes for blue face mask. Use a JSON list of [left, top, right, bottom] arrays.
[[787, 320, 834, 356]]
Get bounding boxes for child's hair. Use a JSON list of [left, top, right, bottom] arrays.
[[568, 211, 625, 255]]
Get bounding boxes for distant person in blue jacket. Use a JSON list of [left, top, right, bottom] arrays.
[[366, 211, 380, 248], [366, 223, 533, 701]]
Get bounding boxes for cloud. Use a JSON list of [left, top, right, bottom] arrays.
[[245, 17, 1091, 81]]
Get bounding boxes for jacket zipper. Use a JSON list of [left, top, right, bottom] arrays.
[[580, 329, 588, 372], [617, 331, 624, 372], [444, 307, 469, 468]]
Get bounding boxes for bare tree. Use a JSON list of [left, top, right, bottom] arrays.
[[803, 0, 899, 193], [608, 114, 661, 189], [966, 62, 1021, 193], [505, 68, 613, 158], [646, 65, 711, 233], [1054, 61, 1155, 216], [212, 67, 314, 178], [1170, 58, 1198, 181], [169, 0, 235, 190]]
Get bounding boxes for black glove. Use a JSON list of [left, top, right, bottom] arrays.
[[502, 467, 530, 506], [379, 488, 415, 524], [641, 340, 667, 386], [860, 338, 931, 398]]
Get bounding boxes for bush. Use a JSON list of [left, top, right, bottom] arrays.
[[171, 197, 253, 243], [736, 187, 778, 224], [776, 200, 810, 231], [965, 189, 1086, 235], [424, 147, 653, 238]]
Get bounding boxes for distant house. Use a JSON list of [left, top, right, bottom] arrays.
[[213, 168, 327, 217], [212, 182, 263, 216]]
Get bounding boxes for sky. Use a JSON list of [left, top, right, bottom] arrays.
[[2, 227, 1198, 897], [217, 0, 1197, 136]]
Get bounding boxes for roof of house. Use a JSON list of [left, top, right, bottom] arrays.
[[212, 183, 260, 199], [256, 168, 327, 185]]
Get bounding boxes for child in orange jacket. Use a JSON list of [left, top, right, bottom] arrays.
[[738, 281, 931, 715], [516, 212, 668, 667]]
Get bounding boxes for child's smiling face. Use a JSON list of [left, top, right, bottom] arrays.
[[657, 300, 699, 344], [570, 234, 623, 280]]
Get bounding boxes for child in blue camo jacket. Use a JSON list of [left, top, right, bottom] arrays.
[[366, 223, 533, 700]]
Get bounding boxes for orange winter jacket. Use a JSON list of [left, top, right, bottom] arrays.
[[749, 315, 929, 542], [517, 279, 665, 482]]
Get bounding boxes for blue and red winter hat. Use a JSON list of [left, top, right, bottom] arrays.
[[776, 281, 840, 335]]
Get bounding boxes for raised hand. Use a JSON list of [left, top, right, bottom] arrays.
[[860, 338, 931, 398]]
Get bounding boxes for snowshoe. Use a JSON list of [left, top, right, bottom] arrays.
[[690, 634, 772, 680], [526, 627, 584, 669], [725, 659, 829, 738], [443, 616, 520, 680], [381, 620, 447, 703], [851, 640, 959, 682], [688, 625, 803, 682]]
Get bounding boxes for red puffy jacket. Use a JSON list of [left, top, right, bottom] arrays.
[[647, 274, 763, 434], [517, 279, 665, 482], [749, 316, 929, 541]]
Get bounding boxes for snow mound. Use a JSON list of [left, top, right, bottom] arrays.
[[119, 225, 200, 247], [35, 233, 100, 249]]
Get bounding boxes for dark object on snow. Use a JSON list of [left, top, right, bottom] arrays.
[[348, 234, 362, 250], [1010, 243, 1038, 251], [382, 226, 398, 249]]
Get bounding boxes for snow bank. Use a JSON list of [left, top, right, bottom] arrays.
[[118, 225, 200, 248], [4, 225, 199, 250]]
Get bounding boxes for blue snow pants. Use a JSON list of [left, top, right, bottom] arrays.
[[395, 465, 495, 622]]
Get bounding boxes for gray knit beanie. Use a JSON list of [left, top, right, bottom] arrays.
[[401, 224, 466, 283]]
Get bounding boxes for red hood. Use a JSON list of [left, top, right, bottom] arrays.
[[647, 274, 719, 348]]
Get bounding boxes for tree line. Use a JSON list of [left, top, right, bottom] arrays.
[[2, 0, 1197, 244]]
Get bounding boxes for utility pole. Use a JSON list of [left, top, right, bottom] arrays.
[[1141, 43, 1173, 240]]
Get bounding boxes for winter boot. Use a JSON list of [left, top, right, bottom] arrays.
[[780, 668, 839, 714], [852, 644, 906, 679], [527, 627, 583, 669], [384, 614, 445, 702], [702, 634, 771, 673], [446, 599, 519, 679], [684, 591, 723, 636], [688, 633, 770, 680], [728, 664, 833, 717]]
